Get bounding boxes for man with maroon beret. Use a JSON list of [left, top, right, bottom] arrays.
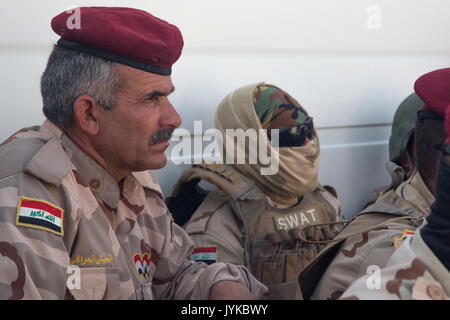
[[0, 7, 267, 300], [339, 68, 450, 300]]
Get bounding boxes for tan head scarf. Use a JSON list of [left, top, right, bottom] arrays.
[[215, 83, 320, 207]]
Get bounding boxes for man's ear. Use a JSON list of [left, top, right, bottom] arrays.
[[72, 95, 102, 136]]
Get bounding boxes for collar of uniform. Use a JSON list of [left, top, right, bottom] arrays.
[[266, 195, 299, 210], [132, 171, 163, 198], [265, 194, 306, 212], [396, 169, 435, 216], [413, 227, 450, 295], [60, 133, 120, 209], [39, 119, 65, 140]]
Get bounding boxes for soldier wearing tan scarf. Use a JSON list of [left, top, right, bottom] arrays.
[[215, 83, 321, 208], [168, 83, 342, 299]]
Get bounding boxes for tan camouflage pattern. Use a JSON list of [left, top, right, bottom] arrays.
[[181, 163, 342, 299], [309, 169, 434, 300], [0, 120, 267, 300], [340, 228, 450, 300]]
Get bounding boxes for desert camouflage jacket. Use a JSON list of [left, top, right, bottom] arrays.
[[303, 169, 433, 300], [340, 228, 449, 300], [173, 163, 342, 299], [0, 120, 267, 300]]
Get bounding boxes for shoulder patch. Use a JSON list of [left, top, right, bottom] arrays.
[[0, 137, 45, 180], [190, 246, 218, 265], [16, 197, 64, 236], [394, 229, 415, 250]]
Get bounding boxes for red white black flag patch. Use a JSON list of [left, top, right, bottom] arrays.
[[190, 246, 218, 265], [16, 197, 64, 236]]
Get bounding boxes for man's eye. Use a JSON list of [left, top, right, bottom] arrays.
[[147, 96, 162, 103]]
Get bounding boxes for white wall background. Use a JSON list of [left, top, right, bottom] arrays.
[[0, 0, 449, 218]]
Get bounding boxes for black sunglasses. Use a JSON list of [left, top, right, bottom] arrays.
[[268, 117, 314, 147]]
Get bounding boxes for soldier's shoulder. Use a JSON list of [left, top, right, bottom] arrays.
[[353, 192, 424, 239], [0, 134, 47, 179], [185, 193, 234, 231], [0, 132, 75, 239], [337, 210, 416, 256], [360, 189, 424, 219], [0, 132, 72, 186], [309, 184, 342, 216]]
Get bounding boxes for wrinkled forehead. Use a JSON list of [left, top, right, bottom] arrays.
[[116, 64, 174, 95]]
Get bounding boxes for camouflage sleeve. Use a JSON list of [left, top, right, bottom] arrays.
[[339, 235, 443, 300], [0, 174, 70, 299], [185, 202, 246, 266], [151, 218, 267, 300], [312, 226, 405, 300]]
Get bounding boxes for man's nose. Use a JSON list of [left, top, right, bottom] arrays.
[[160, 99, 182, 129]]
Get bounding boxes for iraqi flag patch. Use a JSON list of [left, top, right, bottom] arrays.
[[16, 197, 64, 236], [190, 246, 218, 265]]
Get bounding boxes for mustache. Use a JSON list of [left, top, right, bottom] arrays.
[[150, 127, 175, 145]]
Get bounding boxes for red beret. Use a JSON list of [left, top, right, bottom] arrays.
[[51, 7, 183, 75], [414, 68, 450, 116]]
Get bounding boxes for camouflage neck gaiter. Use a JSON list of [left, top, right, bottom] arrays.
[[215, 83, 320, 207]]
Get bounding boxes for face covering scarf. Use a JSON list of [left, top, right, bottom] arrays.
[[215, 83, 320, 208]]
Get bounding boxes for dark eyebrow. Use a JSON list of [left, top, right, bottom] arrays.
[[142, 86, 175, 101]]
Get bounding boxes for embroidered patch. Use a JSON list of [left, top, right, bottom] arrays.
[[16, 197, 64, 235], [133, 252, 151, 280], [190, 246, 218, 265], [273, 208, 318, 231], [70, 254, 113, 266], [394, 229, 415, 250]]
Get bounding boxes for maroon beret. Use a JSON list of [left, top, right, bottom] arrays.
[[51, 7, 183, 75], [414, 68, 450, 116]]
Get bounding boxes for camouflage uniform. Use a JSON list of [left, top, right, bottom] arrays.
[[169, 83, 343, 299], [338, 68, 450, 300], [340, 228, 449, 300], [0, 120, 267, 300], [172, 163, 341, 300], [300, 166, 433, 300]]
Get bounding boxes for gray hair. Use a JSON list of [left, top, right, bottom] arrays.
[[41, 45, 122, 127]]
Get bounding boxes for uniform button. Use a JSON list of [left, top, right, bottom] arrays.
[[427, 284, 446, 300], [89, 179, 101, 189]]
